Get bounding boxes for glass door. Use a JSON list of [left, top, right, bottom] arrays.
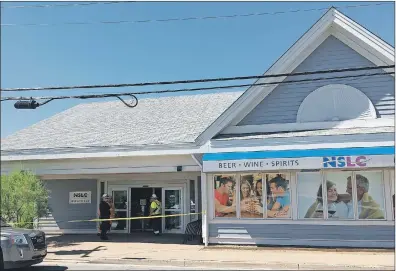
[[110, 190, 128, 233], [162, 187, 184, 233]]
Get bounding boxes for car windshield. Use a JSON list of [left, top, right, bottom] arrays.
[[0, 217, 11, 227]]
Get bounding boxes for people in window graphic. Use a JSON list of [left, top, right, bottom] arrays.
[[214, 176, 236, 217], [305, 181, 346, 219], [343, 174, 384, 219], [255, 179, 263, 203], [240, 179, 261, 216], [266, 176, 290, 218]]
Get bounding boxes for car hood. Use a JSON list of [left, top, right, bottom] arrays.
[[1, 227, 43, 236]]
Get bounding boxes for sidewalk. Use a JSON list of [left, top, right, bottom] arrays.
[[44, 234, 395, 270]]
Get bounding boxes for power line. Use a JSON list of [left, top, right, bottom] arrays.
[[1, 2, 392, 27], [1, 2, 122, 9], [1, 65, 394, 92], [2, 71, 393, 103]]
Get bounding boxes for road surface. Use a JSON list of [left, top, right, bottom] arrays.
[[28, 261, 273, 270]]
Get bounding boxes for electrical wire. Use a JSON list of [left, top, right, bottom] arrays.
[[1, 2, 122, 9], [1, 71, 393, 102], [1, 2, 392, 27], [1, 65, 394, 92]]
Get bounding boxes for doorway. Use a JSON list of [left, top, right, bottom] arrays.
[[129, 187, 161, 232]]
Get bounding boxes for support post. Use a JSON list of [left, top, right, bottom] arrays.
[[201, 172, 209, 247]]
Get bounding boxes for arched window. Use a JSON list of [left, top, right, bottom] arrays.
[[296, 84, 377, 123]]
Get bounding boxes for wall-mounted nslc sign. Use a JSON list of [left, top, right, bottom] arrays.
[[202, 155, 394, 172], [69, 191, 91, 204]]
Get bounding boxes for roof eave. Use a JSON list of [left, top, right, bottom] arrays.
[[1, 142, 208, 161]]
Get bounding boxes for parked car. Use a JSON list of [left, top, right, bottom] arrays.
[[1, 216, 47, 270]]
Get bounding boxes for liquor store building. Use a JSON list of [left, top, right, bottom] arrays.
[[1, 8, 395, 248]]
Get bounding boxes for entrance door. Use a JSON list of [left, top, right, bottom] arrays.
[[130, 188, 154, 232], [111, 190, 128, 233], [162, 188, 184, 233]]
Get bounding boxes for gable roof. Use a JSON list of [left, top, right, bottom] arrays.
[[1, 91, 242, 158], [195, 7, 395, 145]]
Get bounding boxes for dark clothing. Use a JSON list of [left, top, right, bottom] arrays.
[[99, 201, 111, 240], [99, 201, 111, 219], [100, 221, 111, 238], [152, 217, 161, 234]]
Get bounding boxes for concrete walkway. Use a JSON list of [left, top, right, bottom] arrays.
[[44, 234, 395, 270]]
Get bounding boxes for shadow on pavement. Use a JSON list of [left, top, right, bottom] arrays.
[[27, 265, 68, 270], [48, 246, 107, 257], [47, 232, 201, 246]]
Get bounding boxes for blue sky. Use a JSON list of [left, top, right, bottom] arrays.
[[1, 1, 394, 138]]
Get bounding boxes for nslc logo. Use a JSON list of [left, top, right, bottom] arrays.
[[73, 192, 88, 198], [322, 156, 367, 168]]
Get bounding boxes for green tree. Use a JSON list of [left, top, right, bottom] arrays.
[[1, 170, 49, 229]]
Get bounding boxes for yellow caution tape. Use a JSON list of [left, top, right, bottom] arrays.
[[6, 211, 206, 226]]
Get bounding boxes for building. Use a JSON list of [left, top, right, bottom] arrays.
[[1, 8, 394, 248]]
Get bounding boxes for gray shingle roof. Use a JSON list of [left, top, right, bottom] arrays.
[[1, 91, 243, 154]]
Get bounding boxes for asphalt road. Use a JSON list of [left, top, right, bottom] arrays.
[[27, 262, 273, 270]]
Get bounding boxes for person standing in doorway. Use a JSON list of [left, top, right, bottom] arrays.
[[99, 194, 111, 240], [149, 194, 162, 235]]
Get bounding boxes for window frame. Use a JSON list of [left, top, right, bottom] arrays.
[[296, 171, 326, 220], [212, 169, 390, 222], [213, 172, 292, 220], [262, 172, 292, 220], [239, 173, 264, 220], [212, 174, 238, 220], [354, 170, 387, 221]]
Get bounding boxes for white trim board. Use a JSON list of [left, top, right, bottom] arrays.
[[222, 119, 395, 135], [209, 219, 394, 226], [1, 146, 209, 161], [208, 237, 394, 248], [1, 165, 201, 176], [208, 141, 394, 154], [195, 8, 395, 146]]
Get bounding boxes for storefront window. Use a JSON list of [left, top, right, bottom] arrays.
[[265, 173, 291, 219], [322, 172, 352, 219], [239, 174, 263, 218], [355, 171, 385, 220], [297, 172, 324, 219], [214, 175, 236, 218]]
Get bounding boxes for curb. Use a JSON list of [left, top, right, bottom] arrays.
[[204, 245, 395, 254], [44, 257, 395, 270]]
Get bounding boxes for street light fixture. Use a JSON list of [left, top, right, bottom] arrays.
[[14, 100, 41, 109]]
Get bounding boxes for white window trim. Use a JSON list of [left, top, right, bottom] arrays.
[[213, 172, 293, 220], [221, 118, 394, 135], [291, 173, 298, 220], [264, 173, 292, 220], [262, 173, 268, 219], [210, 218, 394, 226], [212, 174, 238, 220], [352, 172, 359, 220], [383, 170, 393, 221], [236, 174, 241, 219]]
